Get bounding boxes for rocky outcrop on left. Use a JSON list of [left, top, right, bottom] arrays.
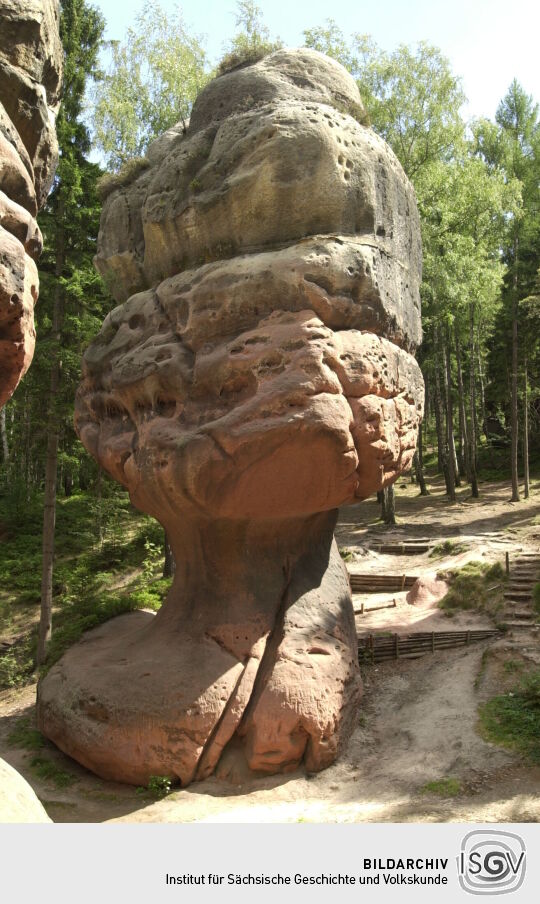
[[0, 0, 62, 407], [0, 757, 51, 822]]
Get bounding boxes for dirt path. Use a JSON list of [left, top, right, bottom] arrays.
[[1, 476, 538, 823]]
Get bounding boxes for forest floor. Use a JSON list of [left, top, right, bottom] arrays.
[[0, 474, 539, 823]]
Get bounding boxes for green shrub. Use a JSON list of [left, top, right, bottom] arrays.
[[97, 156, 150, 201], [8, 716, 45, 750], [479, 670, 540, 763], [439, 560, 506, 616], [30, 756, 76, 788], [429, 540, 468, 558], [533, 583, 540, 617], [137, 775, 172, 798]]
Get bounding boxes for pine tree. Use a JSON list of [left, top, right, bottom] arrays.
[[37, 0, 106, 664]]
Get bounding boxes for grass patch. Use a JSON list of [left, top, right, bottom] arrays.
[[438, 560, 506, 618], [420, 777, 462, 797], [30, 756, 76, 788], [97, 156, 150, 201], [533, 583, 540, 618], [429, 540, 468, 558], [0, 482, 172, 689], [478, 670, 540, 763], [7, 716, 45, 751], [503, 659, 526, 675]]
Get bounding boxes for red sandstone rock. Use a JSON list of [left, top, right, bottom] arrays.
[[406, 575, 449, 609], [38, 49, 424, 786], [0, 0, 62, 408]]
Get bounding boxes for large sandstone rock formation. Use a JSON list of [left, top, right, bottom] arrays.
[[0, 757, 51, 822], [0, 0, 62, 407], [38, 49, 424, 785]]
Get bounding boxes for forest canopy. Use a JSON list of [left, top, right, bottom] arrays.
[[0, 0, 538, 677]]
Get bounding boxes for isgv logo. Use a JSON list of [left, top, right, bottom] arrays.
[[458, 830, 526, 895]]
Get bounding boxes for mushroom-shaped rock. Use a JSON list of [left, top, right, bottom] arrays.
[[38, 49, 424, 785], [0, 0, 62, 407]]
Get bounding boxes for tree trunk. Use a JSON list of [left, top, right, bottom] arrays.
[[163, 531, 176, 578], [37, 430, 59, 664], [63, 471, 73, 497], [523, 355, 529, 499], [37, 200, 64, 666], [444, 327, 459, 494], [455, 324, 470, 480], [382, 484, 396, 525], [433, 328, 453, 498], [413, 432, 429, 496], [476, 327, 489, 441], [96, 467, 103, 548], [468, 304, 479, 498], [510, 236, 520, 501], [0, 406, 9, 465]]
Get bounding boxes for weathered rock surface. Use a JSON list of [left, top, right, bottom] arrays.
[[38, 49, 424, 785], [0, 0, 62, 408], [0, 757, 51, 822]]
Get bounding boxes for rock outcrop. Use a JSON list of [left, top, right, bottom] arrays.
[[0, 757, 51, 822], [0, 0, 62, 407], [38, 49, 424, 785]]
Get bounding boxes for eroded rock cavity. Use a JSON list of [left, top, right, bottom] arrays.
[[0, 0, 62, 407], [37, 49, 424, 785]]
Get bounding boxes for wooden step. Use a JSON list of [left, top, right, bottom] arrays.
[[370, 544, 429, 554], [501, 621, 537, 630]]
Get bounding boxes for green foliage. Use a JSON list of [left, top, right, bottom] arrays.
[[304, 22, 465, 178], [429, 540, 468, 558], [91, 1, 208, 169], [137, 775, 172, 798], [439, 561, 506, 616], [0, 485, 171, 688], [338, 547, 354, 562], [533, 583, 540, 617], [96, 156, 150, 201], [479, 670, 540, 763], [30, 756, 76, 788], [0, 641, 34, 689], [8, 717, 46, 751], [217, 1, 282, 76], [419, 777, 462, 797]]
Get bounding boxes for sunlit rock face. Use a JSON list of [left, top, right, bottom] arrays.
[[0, 758, 51, 823], [38, 49, 424, 786], [0, 0, 62, 407]]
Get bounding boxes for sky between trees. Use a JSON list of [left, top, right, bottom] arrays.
[[89, 0, 540, 122]]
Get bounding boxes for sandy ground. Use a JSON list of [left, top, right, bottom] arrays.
[[1, 476, 538, 823]]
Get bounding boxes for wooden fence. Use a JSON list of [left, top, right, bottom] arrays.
[[358, 629, 501, 663], [349, 573, 418, 593]]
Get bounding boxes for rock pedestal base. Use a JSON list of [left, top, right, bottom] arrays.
[[37, 513, 362, 785]]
